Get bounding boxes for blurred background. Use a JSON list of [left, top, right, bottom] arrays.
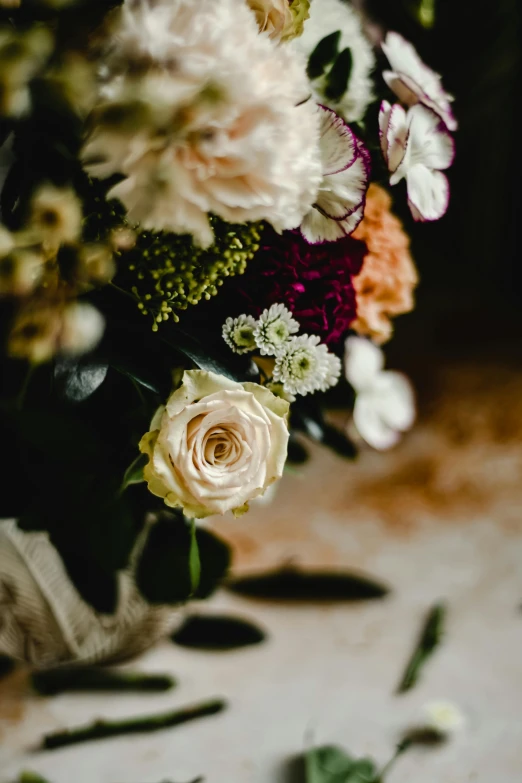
[[1, 1, 522, 781]]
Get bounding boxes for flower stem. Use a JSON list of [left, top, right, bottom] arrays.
[[378, 738, 413, 780], [16, 364, 35, 410], [41, 698, 226, 750], [32, 667, 176, 696]]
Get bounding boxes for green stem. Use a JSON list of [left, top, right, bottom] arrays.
[[32, 667, 175, 696], [41, 698, 226, 750], [378, 738, 413, 781], [16, 364, 35, 411], [397, 603, 445, 693], [109, 281, 137, 302]]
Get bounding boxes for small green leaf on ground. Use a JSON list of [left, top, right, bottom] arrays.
[[226, 567, 389, 602], [172, 614, 266, 650], [31, 667, 175, 696], [397, 603, 446, 694]]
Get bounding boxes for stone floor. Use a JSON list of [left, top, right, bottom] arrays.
[[2, 351, 522, 782]]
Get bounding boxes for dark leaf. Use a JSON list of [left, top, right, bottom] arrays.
[[0, 655, 15, 680], [189, 519, 201, 594], [161, 325, 260, 384], [171, 614, 266, 650], [122, 452, 148, 490], [53, 358, 108, 403], [194, 528, 232, 599], [17, 773, 53, 783], [397, 603, 445, 693], [307, 30, 342, 80], [54, 547, 119, 614], [287, 434, 310, 465], [226, 567, 389, 602], [32, 667, 175, 695], [325, 48, 354, 102], [306, 745, 378, 783], [137, 513, 196, 605], [292, 401, 356, 460]]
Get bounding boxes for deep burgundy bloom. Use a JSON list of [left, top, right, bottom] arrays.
[[228, 227, 367, 346]]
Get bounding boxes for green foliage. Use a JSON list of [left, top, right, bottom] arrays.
[[292, 397, 357, 460], [307, 31, 341, 80], [397, 603, 446, 693], [172, 614, 266, 650], [226, 566, 389, 602], [306, 746, 378, 783], [324, 49, 354, 102]]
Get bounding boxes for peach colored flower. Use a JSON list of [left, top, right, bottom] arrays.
[[352, 184, 418, 344]]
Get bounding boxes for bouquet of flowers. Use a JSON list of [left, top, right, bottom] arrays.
[[0, 0, 455, 660]]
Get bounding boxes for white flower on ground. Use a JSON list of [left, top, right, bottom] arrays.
[[423, 701, 465, 736], [274, 333, 341, 396], [301, 106, 370, 243], [254, 303, 299, 356], [83, 0, 322, 249], [382, 31, 457, 132], [344, 336, 415, 450], [222, 314, 258, 355], [380, 101, 454, 222], [292, 0, 375, 123], [139, 369, 289, 518]]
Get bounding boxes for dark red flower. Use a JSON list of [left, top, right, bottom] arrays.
[[228, 227, 367, 346]]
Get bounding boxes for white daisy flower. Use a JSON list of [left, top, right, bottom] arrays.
[[300, 105, 370, 244], [254, 303, 299, 356], [380, 101, 455, 222], [423, 701, 465, 736], [382, 31, 457, 132], [344, 336, 415, 450], [274, 333, 341, 396], [222, 314, 258, 355]]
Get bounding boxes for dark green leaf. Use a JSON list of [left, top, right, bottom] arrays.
[[17, 773, 53, 783], [32, 667, 175, 695], [54, 547, 119, 614], [122, 452, 148, 490], [307, 30, 342, 80], [226, 567, 389, 602], [171, 614, 266, 650], [287, 434, 310, 465], [0, 655, 15, 680], [306, 745, 378, 783], [324, 48, 353, 102], [292, 401, 356, 460], [53, 357, 108, 403], [397, 603, 445, 693], [137, 513, 196, 604], [194, 528, 232, 599]]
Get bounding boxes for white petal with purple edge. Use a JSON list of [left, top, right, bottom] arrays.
[[318, 152, 368, 219], [318, 106, 358, 176], [407, 165, 449, 221], [337, 202, 365, 235], [300, 208, 348, 244], [385, 103, 409, 174]]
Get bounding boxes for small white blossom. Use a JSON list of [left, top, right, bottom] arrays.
[[382, 31, 457, 131], [274, 333, 341, 396], [222, 314, 258, 355], [380, 101, 454, 222], [423, 701, 465, 736], [344, 336, 415, 450], [254, 303, 299, 356], [60, 302, 105, 357]]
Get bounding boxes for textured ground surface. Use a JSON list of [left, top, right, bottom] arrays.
[[2, 353, 522, 782]]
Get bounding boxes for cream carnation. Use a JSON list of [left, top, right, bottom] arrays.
[[139, 370, 290, 518], [83, 0, 322, 248], [292, 0, 375, 122]]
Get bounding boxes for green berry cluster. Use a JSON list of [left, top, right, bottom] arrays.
[[120, 217, 262, 331]]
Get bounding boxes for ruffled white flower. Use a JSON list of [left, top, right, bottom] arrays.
[[380, 101, 454, 222], [254, 303, 299, 356], [344, 336, 415, 450], [83, 0, 322, 248], [301, 105, 370, 243], [292, 0, 375, 123], [222, 314, 258, 355], [274, 333, 341, 396], [382, 31, 457, 132], [423, 701, 465, 736]]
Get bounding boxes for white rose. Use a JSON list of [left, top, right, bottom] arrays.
[[139, 370, 289, 518]]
